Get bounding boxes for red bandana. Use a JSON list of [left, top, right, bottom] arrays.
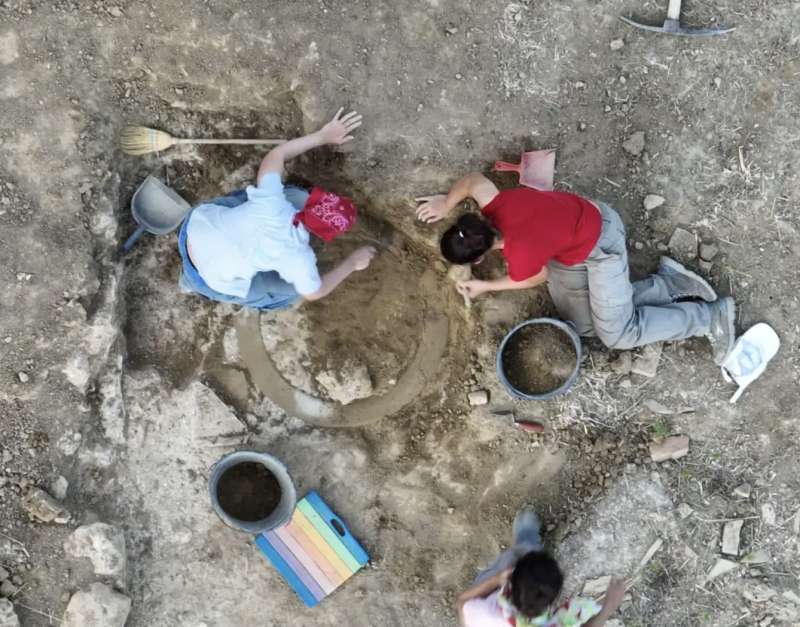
[[293, 187, 357, 241]]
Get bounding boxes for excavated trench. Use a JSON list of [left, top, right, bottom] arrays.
[[118, 117, 469, 427]]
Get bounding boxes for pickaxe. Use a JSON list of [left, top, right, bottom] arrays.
[[620, 0, 735, 37]]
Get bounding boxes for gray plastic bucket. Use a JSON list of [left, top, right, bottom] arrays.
[[208, 450, 297, 534], [496, 318, 582, 401]]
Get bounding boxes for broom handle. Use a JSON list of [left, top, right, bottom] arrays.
[[176, 138, 287, 146]]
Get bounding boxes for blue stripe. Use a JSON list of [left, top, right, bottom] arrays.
[[254, 534, 319, 608], [304, 491, 370, 565]]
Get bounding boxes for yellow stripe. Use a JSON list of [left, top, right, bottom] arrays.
[[292, 509, 354, 579], [297, 500, 361, 572]]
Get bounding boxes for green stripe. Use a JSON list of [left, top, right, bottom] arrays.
[[296, 500, 360, 572]]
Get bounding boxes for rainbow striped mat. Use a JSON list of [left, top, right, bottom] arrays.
[[255, 491, 369, 608]]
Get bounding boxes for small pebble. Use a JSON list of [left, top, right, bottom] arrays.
[[467, 390, 489, 406], [17, 372, 29, 383], [610, 39, 625, 50], [643, 194, 665, 210]]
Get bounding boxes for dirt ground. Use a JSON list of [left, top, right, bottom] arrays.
[[1, 1, 799, 626]]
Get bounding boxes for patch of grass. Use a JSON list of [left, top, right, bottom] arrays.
[[651, 420, 670, 439]]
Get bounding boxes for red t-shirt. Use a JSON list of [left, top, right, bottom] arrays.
[[481, 188, 602, 281]]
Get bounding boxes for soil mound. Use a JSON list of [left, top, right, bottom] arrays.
[[216, 462, 282, 522]]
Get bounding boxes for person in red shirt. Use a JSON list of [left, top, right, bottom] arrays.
[[416, 172, 735, 362]]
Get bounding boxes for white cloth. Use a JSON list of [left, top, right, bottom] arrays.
[[186, 173, 322, 297], [463, 591, 507, 626], [721, 323, 780, 403]]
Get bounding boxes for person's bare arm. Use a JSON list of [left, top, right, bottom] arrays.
[[582, 578, 626, 627], [257, 108, 362, 181], [455, 569, 512, 625], [457, 267, 549, 299], [302, 246, 376, 302], [415, 172, 500, 223]]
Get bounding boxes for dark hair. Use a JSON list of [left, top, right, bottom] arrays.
[[510, 552, 564, 618], [440, 213, 495, 264]]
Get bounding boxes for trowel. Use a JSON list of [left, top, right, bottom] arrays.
[[490, 408, 546, 433], [494, 149, 556, 191]]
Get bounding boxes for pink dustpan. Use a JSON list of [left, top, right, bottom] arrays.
[[494, 149, 556, 191]]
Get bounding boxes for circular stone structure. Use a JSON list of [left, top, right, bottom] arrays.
[[236, 225, 454, 427]]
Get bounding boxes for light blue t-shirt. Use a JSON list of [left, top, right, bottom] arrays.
[[186, 173, 322, 298]]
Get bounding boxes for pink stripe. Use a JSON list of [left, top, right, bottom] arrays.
[[263, 531, 325, 601], [274, 526, 337, 594]]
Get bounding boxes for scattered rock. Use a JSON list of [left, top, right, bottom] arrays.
[[650, 435, 689, 462], [56, 432, 83, 456], [622, 131, 645, 156], [761, 503, 776, 526], [668, 228, 697, 263], [582, 575, 611, 596], [107, 7, 123, 17], [467, 390, 489, 406], [64, 523, 127, 587], [743, 584, 777, 604], [610, 38, 625, 50], [62, 583, 131, 627], [699, 241, 719, 261], [15, 373, 28, 384], [610, 352, 632, 375], [698, 259, 713, 273], [21, 488, 70, 524], [706, 558, 738, 582], [0, 599, 19, 627], [643, 399, 693, 415], [50, 475, 69, 501], [315, 358, 373, 405], [643, 194, 665, 210], [677, 502, 694, 519], [741, 549, 770, 565], [733, 483, 752, 499], [0, 580, 17, 598], [631, 342, 662, 378], [721, 519, 744, 556]]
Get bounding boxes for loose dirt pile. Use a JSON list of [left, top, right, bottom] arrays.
[[501, 323, 577, 395], [216, 462, 282, 522], [262, 232, 426, 403]]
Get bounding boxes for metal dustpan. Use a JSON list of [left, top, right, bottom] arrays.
[[122, 175, 191, 252], [494, 149, 556, 191]]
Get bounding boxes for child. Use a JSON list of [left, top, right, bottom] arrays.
[[416, 173, 735, 364], [456, 509, 625, 626]]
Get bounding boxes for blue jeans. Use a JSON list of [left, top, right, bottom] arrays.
[[547, 203, 712, 348], [473, 510, 544, 585], [178, 186, 310, 310]]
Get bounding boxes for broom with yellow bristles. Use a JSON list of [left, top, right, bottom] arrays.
[[120, 126, 287, 156]]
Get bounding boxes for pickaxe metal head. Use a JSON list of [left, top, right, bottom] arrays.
[[619, 0, 735, 37]]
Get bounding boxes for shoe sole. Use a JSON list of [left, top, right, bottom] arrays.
[[660, 256, 717, 302], [715, 297, 736, 365]]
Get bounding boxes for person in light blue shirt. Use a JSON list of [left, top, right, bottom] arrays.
[[178, 108, 376, 309]]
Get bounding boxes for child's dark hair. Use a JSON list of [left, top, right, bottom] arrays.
[[510, 552, 564, 618], [440, 213, 495, 264]]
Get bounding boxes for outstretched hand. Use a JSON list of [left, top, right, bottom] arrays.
[[415, 194, 450, 223], [318, 108, 363, 145], [348, 245, 377, 271], [457, 279, 490, 299]]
